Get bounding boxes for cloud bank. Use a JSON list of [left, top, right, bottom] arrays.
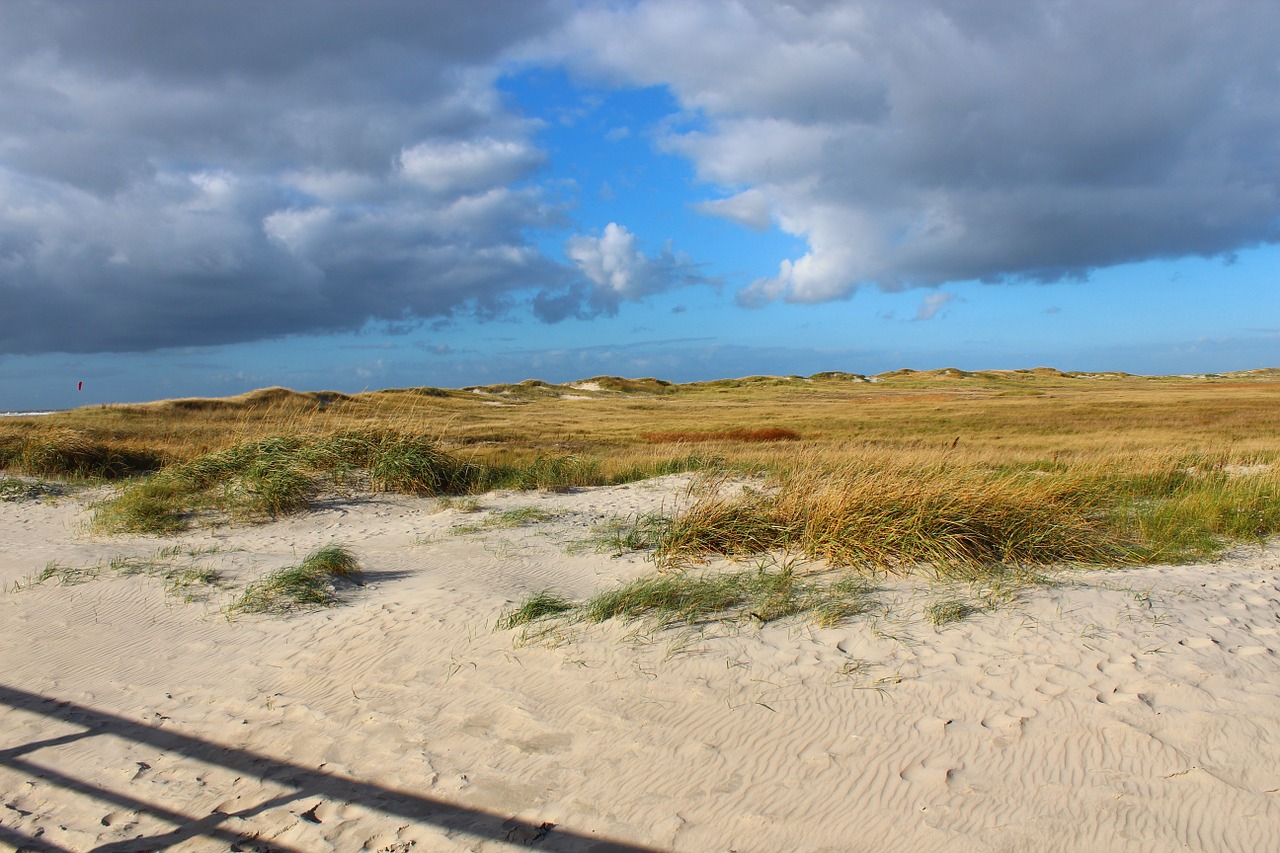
[[549, 0, 1280, 304], [2, 0, 1278, 356], [0, 0, 590, 353]]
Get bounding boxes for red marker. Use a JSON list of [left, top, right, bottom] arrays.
[[77, 381, 83, 391]]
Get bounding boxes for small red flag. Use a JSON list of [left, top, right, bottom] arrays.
[[77, 381, 83, 391]]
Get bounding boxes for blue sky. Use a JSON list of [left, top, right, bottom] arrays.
[[1, 1, 1277, 410]]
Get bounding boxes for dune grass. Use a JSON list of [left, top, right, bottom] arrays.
[[4, 369, 1277, 572], [497, 563, 879, 636], [453, 506, 557, 534], [226, 544, 362, 615], [11, 548, 223, 600], [6, 369, 1280, 474], [7, 370, 1280, 646], [24, 560, 100, 588], [91, 430, 711, 534], [638, 453, 1280, 576], [925, 597, 987, 627], [583, 512, 674, 556], [495, 590, 577, 630], [0, 427, 162, 479]]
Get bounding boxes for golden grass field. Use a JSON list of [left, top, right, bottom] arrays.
[[6, 366, 1280, 465], [3, 366, 1279, 576]]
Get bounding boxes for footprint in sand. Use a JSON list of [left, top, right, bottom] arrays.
[[911, 716, 955, 738], [899, 756, 960, 789], [1034, 680, 1068, 698], [1097, 654, 1137, 676]]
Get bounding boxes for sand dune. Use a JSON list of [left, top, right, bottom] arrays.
[[1, 476, 1278, 851]]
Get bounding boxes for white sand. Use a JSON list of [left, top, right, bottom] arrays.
[[1, 476, 1278, 852]]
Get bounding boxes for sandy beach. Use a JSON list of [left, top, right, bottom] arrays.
[[2, 474, 1278, 852]]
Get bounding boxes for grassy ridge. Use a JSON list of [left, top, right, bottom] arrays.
[[0, 427, 162, 478], [651, 454, 1280, 574], [3, 370, 1278, 570], [5, 370, 1280, 477], [92, 429, 709, 534], [95, 431, 468, 533]]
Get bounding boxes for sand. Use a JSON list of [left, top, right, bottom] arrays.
[[1, 475, 1278, 852]]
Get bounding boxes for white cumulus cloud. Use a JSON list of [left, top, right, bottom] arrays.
[[914, 292, 955, 321], [536, 222, 712, 321], [567, 222, 649, 298]]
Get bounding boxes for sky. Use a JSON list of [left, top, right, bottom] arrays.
[[1, 0, 1277, 410]]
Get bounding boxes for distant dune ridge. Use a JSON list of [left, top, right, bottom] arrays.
[[92, 365, 1280, 411], [1, 367, 1279, 850]]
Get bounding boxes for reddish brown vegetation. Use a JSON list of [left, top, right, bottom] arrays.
[[641, 427, 801, 443]]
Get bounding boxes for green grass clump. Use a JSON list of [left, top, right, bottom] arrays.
[[94, 476, 193, 534], [95, 431, 479, 533], [94, 431, 700, 536], [227, 544, 362, 615], [1114, 470, 1280, 562], [453, 506, 556, 534], [489, 455, 602, 491], [28, 560, 100, 587], [586, 512, 674, 556], [583, 567, 811, 626], [505, 565, 879, 633], [496, 591, 576, 630], [811, 575, 879, 627], [925, 597, 986, 627], [604, 454, 718, 485], [164, 566, 223, 601], [368, 434, 480, 494]]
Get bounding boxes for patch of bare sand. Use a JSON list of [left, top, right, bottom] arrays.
[[1, 476, 1278, 851]]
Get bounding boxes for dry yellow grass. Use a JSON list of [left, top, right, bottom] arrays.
[[4, 369, 1279, 473], [3, 368, 1278, 571]]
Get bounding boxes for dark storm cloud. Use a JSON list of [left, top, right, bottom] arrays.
[[549, 0, 1280, 304], [5, 1, 1279, 357], [0, 0, 578, 354]]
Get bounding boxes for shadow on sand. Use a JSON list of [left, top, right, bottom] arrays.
[[0, 684, 666, 853]]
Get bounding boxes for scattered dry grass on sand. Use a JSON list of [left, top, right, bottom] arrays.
[[4, 369, 1279, 571]]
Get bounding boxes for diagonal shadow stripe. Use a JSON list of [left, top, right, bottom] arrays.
[[0, 823, 74, 853], [0, 684, 664, 852], [0, 727, 99, 760], [3, 754, 312, 853]]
